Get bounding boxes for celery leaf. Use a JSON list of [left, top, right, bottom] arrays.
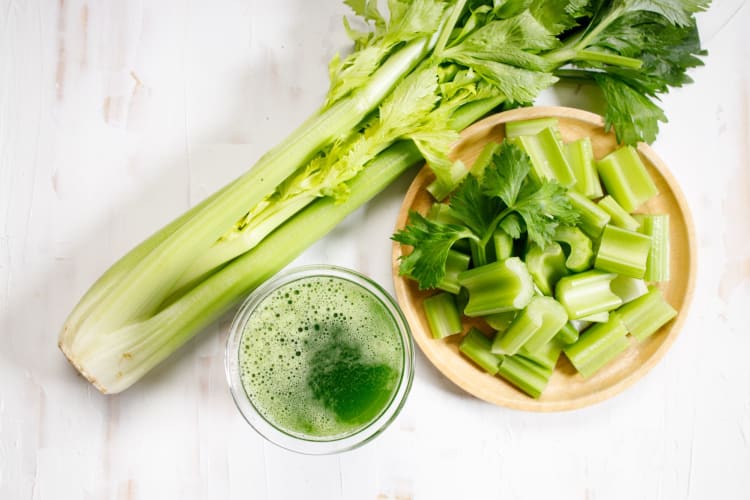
[[393, 211, 476, 289]]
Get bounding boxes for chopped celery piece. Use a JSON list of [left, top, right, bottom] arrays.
[[553, 225, 594, 272], [437, 250, 471, 294], [564, 313, 629, 378], [459, 257, 534, 317], [555, 270, 622, 320], [525, 242, 569, 296], [428, 202, 462, 225], [519, 338, 563, 371], [595, 224, 652, 279], [598, 195, 641, 231], [610, 275, 648, 304], [566, 190, 611, 239], [493, 230, 514, 262], [423, 293, 463, 339], [635, 214, 670, 282], [455, 287, 469, 315], [459, 328, 502, 375], [497, 355, 553, 399], [555, 322, 579, 345], [427, 160, 468, 201], [617, 287, 677, 341], [505, 118, 560, 138], [470, 142, 501, 179], [596, 146, 658, 212], [565, 137, 603, 198], [492, 296, 568, 355], [485, 310, 516, 333], [570, 319, 592, 332], [511, 128, 576, 187], [578, 311, 609, 323]]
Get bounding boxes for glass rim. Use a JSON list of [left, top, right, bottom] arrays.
[[225, 264, 414, 455]]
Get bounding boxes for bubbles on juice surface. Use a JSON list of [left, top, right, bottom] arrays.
[[238, 276, 403, 439]]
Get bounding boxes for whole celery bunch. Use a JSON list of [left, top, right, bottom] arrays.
[[60, 0, 709, 393]]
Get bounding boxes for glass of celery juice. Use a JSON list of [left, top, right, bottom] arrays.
[[226, 265, 414, 454]]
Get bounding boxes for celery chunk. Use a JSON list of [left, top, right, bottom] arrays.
[[555, 322, 579, 345], [423, 293, 463, 339], [519, 338, 563, 371], [598, 195, 641, 231], [617, 287, 677, 341], [578, 311, 609, 323], [492, 296, 568, 355], [564, 313, 630, 378], [553, 225, 594, 272], [497, 355, 553, 399], [485, 310, 517, 333], [595, 224, 652, 278], [635, 214, 670, 282], [565, 137, 603, 198], [436, 250, 471, 294], [459, 328, 502, 375], [525, 242, 569, 296], [511, 128, 576, 187], [555, 270, 622, 319], [470, 142, 501, 179], [505, 118, 561, 139], [428, 202, 462, 225], [610, 275, 648, 304], [459, 257, 534, 316], [493, 230, 514, 262], [566, 190, 611, 239], [596, 146, 658, 212]]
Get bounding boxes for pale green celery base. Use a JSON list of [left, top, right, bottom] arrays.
[[61, 141, 422, 393], [60, 183, 231, 345], [555, 270, 622, 319]]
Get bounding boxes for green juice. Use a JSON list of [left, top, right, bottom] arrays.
[[238, 275, 404, 439]]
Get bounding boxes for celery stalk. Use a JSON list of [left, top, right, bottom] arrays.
[[553, 225, 594, 272], [525, 242, 569, 296], [497, 355, 553, 399], [565, 137, 603, 198], [424, 293, 464, 339], [595, 224, 652, 279], [596, 146, 658, 212], [60, 140, 424, 393], [617, 287, 677, 341], [635, 214, 670, 282], [459, 257, 535, 317], [555, 270, 622, 320], [459, 328, 502, 375], [564, 313, 629, 378], [566, 190, 611, 239], [492, 296, 568, 355], [428, 202, 462, 225], [511, 128, 576, 187], [598, 195, 641, 231]]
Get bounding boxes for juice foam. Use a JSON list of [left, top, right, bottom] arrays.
[[238, 275, 404, 439]]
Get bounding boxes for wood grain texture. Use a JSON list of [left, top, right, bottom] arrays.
[[392, 107, 696, 411], [1, 1, 749, 499]]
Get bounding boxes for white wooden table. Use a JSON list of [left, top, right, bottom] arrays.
[[2, 1, 749, 499]]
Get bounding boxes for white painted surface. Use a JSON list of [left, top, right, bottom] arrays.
[[1, 1, 749, 499]]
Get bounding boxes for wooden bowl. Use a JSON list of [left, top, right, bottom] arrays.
[[392, 106, 696, 411]]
